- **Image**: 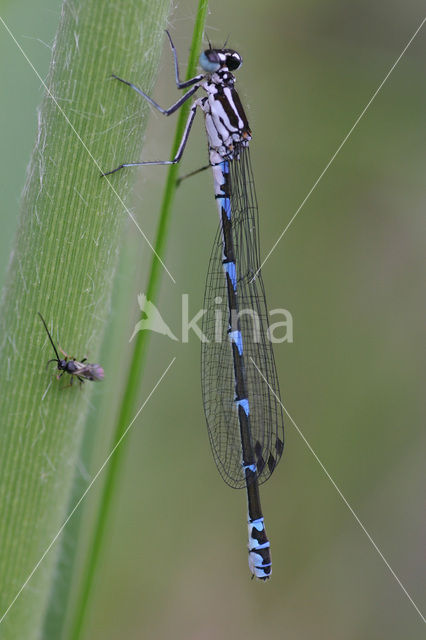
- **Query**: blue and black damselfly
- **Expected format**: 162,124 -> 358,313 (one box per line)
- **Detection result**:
38,313 -> 104,385
103,32 -> 284,580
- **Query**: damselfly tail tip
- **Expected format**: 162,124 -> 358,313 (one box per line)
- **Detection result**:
248,551 -> 272,581
248,517 -> 272,580
248,556 -> 272,581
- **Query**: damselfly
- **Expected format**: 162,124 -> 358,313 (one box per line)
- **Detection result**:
103,32 -> 284,580
38,313 -> 104,384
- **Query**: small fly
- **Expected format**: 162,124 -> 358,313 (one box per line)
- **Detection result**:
38,312 -> 104,385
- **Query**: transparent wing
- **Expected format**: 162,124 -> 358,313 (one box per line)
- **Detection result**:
201,147 -> 284,489
73,361 -> 104,380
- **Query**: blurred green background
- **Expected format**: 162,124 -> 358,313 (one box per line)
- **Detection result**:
1,0 -> 425,638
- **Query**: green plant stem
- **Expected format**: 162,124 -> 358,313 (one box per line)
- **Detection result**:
68,2 -> 208,638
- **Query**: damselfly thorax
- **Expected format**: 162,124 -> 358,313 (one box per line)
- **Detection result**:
200,72 -> 252,161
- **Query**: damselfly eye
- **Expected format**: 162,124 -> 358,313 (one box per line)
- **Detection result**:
199,48 -> 242,73
199,50 -> 221,72
225,51 -> 242,71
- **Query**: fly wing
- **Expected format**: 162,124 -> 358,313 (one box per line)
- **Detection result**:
201,147 -> 284,489
73,361 -> 104,381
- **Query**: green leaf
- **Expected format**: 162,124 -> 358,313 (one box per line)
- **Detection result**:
0,1 -> 171,638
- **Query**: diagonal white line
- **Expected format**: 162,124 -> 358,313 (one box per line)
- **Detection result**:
250,356 -> 426,624
0,15 -> 176,284
257,16 -> 426,276
0,357 -> 176,626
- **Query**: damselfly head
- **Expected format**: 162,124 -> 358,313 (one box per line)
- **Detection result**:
199,48 -> 242,73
